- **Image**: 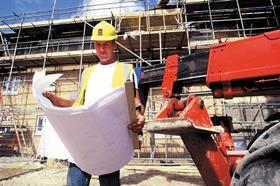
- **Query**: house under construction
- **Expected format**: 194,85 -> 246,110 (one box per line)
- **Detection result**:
0,0 -> 279,162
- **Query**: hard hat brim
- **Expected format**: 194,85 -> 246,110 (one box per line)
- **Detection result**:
91,35 -> 118,41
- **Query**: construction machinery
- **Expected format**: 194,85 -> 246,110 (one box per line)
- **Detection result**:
140,29 -> 280,185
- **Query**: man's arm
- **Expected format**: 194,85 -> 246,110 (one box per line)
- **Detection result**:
42,67 -> 89,107
128,89 -> 145,134
43,92 -> 74,107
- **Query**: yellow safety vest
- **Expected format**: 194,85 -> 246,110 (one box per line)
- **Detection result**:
73,62 -> 133,106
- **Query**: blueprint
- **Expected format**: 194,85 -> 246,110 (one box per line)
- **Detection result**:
32,70 -> 134,176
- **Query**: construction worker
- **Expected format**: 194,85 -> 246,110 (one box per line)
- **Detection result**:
43,21 -> 145,186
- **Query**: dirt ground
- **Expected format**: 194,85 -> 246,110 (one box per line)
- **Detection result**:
0,157 -> 204,186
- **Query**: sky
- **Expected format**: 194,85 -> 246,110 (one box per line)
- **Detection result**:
0,0 -> 82,16
0,0 -> 160,18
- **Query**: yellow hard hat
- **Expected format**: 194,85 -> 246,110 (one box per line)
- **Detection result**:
91,21 -> 118,41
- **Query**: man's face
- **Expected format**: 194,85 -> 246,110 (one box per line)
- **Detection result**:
94,40 -> 116,65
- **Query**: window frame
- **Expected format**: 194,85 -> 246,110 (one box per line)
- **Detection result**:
35,115 -> 46,135
1,76 -> 21,96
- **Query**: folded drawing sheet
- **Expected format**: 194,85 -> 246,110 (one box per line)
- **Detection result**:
39,118 -> 71,160
32,71 -> 134,176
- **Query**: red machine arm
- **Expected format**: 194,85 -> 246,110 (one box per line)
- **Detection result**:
207,29 -> 280,98
141,30 -> 280,186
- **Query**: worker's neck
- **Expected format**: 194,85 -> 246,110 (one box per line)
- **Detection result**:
99,58 -> 116,65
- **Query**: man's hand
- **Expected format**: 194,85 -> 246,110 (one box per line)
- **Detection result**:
42,91 -> 74,107
43,91 -> 57,105
128,113 -> 145,134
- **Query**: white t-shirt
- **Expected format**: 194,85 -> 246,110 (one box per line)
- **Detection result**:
85,62 -> 116,105
85,61 -> 138,105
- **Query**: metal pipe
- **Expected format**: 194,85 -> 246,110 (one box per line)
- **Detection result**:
269,0 -> 279,27
173,91 -> 213,97
3,14 -> 25,152
139,32 -> 142,67
236,22 -> 241,38
0,32 -> 9,57
207,0 -> 216,40
235,0 -> 246,37
78,19 -> 87,87
43,0 -> 57,69
183,2 -> 191,55
139,15 -> 142,67
78,17 -> 94,28
6,14 -> 24,100
77,4 -> 90,87
159,32 -> 162,63
116,41 -> 151,66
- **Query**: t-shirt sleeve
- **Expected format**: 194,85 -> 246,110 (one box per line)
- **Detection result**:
80,68 -> 89,85
129,68 -> 139,90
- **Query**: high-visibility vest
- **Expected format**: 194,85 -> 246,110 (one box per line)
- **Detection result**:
73,62 -> 133,106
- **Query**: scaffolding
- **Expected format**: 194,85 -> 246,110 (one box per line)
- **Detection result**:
0,0 -> 279,158
0,0 -> 278,70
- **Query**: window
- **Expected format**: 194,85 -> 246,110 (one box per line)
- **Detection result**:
0,114 -> 13,122
35,115 -> 46,135
1,76 -> 21,95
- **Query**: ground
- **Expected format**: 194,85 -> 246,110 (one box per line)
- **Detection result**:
0,157 -> 204,186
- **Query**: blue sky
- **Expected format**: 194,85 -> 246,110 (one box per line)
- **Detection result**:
0,0 -> 82,17
0,0 -> 159,18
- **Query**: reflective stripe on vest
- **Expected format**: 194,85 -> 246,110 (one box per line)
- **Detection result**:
73,62 -> 133,106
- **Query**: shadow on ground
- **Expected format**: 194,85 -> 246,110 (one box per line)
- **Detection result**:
121,169 -> 204,185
